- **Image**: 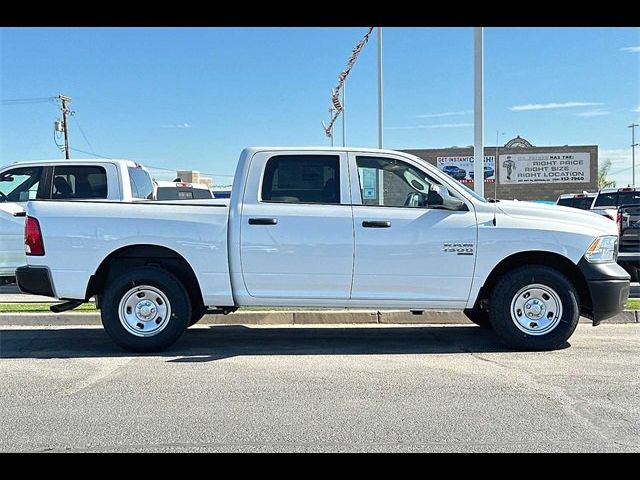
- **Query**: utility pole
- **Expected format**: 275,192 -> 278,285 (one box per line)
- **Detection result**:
58,94 -> 72,159
377,27 -> 384,149
630,123 -> 638,186
473,28 -> 484,197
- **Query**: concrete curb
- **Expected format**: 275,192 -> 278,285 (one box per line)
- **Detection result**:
0,310 -> 637,327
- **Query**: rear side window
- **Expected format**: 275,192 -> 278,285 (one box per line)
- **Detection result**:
52,165 -> 107,199
128,168 -> 154,200
261,155 -> 340,204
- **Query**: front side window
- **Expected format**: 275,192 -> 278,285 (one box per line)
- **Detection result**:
356,156 -> 449,208
261,155 -> 340,204
0,167 -> 43,202
51,165 -> 107,199
128,168 -> 154,200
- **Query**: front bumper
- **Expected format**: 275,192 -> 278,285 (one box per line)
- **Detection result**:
15,266 -> 55,297
577,259 -> 630,324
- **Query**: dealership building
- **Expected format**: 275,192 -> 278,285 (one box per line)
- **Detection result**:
403,136 -> 598,202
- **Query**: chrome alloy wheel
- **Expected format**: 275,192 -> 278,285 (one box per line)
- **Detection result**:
118,285 -> 171,337
509,283 -> 563,336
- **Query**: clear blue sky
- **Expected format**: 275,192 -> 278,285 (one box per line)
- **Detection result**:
1,27 -> 639,186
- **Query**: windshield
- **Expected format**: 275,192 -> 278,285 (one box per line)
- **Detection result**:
451,178 -> 488,203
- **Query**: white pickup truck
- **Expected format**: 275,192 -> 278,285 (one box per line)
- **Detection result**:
17,147 -> 630,352
0,159 -> 155,285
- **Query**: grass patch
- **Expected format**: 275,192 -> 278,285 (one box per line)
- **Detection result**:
0,303 -> 97,313
626,299 -> 639,310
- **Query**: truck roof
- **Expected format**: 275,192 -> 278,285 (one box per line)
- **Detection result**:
4,158 -> 142,169
242,146 -> 411,156
155,180 -> 210,190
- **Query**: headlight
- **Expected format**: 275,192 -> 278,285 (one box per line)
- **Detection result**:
584,236 -> 618,264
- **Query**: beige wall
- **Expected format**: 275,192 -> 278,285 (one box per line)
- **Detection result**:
402,145 -> 598,201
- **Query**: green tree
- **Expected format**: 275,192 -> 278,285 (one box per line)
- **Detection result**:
598,159 -> 616,189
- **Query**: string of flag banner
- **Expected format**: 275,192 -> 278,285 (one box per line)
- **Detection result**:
322,27 -> 375,139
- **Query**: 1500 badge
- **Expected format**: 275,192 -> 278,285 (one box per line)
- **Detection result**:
443,242 -> 474,255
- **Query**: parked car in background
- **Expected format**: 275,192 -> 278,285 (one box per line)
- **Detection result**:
617,204 -> 640,282
441,165 -> 467,180
591,187 -> 640,220
155,181 -> 213,201
556,192 -> 597,210
469,166 -> 495,181
18,147 -> 629,353
0,159 -> 154,285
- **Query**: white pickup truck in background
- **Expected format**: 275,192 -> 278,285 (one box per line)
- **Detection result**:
0,159 -> 154,285
18,147 -> 630,352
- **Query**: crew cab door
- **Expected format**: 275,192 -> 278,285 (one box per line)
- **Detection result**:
239,151 -> 354,299
349,153 -> 477,305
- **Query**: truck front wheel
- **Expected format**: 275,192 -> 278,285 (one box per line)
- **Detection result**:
101,267 -> 191,352
489,266 -> 580,350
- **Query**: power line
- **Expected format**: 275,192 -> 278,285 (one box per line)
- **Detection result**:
71,114 -> 94,151
68,147 -> 112,160
1,96 -> 56,105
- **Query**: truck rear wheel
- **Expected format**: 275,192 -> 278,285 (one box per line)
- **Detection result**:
489,266 -> 579,350
101,266 -> 191,352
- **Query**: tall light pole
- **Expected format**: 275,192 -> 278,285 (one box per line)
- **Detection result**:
630,123 -> 638,186
377,27 -> 384,149
473,27 -> 484,197
328,108 -> 335,147
342,81 -> 347,147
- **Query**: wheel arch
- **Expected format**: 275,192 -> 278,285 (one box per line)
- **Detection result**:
86,244 -> 204,311
473,251 -> 592,317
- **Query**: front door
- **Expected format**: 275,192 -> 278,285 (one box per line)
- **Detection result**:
349,153 -> 477,306
240,151 -> 354,299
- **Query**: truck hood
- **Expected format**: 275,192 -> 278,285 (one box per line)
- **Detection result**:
496,200 -> 618,236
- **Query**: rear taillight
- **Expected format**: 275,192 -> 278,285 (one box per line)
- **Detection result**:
616,211 -> 622,234
25,216 -> 45,256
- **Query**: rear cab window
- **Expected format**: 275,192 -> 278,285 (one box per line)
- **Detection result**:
128,168 -> 154,200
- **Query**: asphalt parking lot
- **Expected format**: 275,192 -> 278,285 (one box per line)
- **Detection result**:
1,323 -> 638,452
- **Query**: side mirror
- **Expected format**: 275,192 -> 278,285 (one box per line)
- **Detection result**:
430,184 -> 467,211
0,175 -> 14,182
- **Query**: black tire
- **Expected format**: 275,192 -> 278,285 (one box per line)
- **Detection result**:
489,266 -> 580,351
101,266 -> 191,352
463,308 -> 491,328
189,306 -> 207,327
627,266 -> 639,283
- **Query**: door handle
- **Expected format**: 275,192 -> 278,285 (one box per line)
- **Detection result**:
248,218 -> 278,225
362,220 -> 391,228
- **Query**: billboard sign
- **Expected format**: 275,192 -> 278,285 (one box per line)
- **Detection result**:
499,152 -> 590,184
436,156 -> 495,184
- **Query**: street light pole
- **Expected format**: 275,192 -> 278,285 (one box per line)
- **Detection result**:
328,108 -> 335,147
473,27 -> 484,197
630,123 -> 638,186
377,27 -> 384,149
342,80 -> 347,147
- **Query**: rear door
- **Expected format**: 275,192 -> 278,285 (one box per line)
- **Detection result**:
239,151 -> 354,299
